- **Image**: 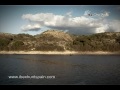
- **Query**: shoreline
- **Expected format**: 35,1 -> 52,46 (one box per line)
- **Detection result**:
0,51 -> 120,55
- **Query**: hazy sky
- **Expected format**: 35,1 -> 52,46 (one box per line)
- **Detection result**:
0,5 -> 120,35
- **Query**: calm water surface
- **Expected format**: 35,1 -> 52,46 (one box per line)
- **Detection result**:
0,54 -> 120,85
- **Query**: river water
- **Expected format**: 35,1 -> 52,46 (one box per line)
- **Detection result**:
0,54 -> 120,85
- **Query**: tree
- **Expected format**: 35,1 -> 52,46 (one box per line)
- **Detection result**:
10,41 -> 24,50
116,36 -> 120,44
0,39 -> 10,50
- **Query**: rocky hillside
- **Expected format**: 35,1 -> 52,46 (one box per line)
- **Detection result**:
0,30 -> 73,51
34,30 -> 73,51
0,30 -> 120,51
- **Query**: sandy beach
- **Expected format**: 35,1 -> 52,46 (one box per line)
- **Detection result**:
0,51 -> 120,55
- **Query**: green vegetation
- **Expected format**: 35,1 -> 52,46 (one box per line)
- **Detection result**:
36,43 -> 64,51
10,41 -> 24,51
0,30 -> 120,51
70,33 -> 120,51
0,38 -> 10,50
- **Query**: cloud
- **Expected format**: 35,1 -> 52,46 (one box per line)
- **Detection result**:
21,24 -> 41,31
21,11 -> 119,34
22,13 -> 55,22
94,11 -> 110,18
84,10 -> 110,18
66,11 -> 72,17
84,10 -> 91,16
107,20 -> 120,32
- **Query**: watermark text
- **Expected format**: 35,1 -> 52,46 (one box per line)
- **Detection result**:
8,75 -> 55,79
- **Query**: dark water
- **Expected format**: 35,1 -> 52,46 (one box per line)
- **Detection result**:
0,54 -> 120,85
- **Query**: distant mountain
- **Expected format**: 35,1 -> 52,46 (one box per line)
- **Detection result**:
0,30 -> 120,51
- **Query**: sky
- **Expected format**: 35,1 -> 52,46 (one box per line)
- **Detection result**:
0,5 -> 120,35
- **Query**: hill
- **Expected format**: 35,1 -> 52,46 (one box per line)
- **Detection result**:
34,30 -> 73,51
0,30 -> 120,51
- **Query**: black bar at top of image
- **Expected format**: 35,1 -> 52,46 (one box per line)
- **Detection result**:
0,0 -> 120,5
